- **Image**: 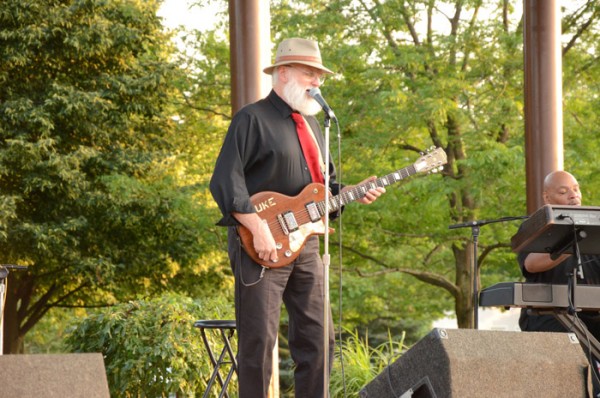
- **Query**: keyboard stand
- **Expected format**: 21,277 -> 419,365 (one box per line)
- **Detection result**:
531,307 -> 600,388
552,311 -> 600,360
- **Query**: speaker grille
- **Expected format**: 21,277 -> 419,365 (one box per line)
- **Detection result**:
0,353 -> 110,398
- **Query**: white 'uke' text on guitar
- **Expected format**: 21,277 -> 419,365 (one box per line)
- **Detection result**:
237,147 -> 447,268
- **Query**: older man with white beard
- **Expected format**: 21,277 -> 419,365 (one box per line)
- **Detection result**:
209,38 -> 384,397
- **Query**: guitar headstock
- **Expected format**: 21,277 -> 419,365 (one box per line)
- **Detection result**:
414,147 -> 447,174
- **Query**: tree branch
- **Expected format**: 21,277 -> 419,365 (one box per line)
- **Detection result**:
338,243 -> 460,298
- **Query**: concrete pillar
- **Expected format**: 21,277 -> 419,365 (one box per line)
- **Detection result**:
228,0 -> 271,113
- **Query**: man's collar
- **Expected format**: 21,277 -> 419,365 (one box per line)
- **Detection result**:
267,90 -> 294,118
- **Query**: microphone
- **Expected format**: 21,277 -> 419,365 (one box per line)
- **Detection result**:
307,87 -> 337,120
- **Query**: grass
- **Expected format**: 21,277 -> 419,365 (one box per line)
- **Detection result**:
329,328 -> 408,397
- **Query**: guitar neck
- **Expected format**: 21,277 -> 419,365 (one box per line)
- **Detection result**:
320,164 -> 418,214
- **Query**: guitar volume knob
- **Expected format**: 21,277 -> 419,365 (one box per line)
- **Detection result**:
276,243 -> 283,250
284,250 -> 292,257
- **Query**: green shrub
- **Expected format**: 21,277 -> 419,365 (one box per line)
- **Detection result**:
65,292 -> 235,397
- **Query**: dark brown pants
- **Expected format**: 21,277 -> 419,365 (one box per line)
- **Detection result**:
228,229 -> 334,397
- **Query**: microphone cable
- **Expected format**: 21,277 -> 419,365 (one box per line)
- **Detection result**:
331,114 -> 349,398
564,220 -> 600,392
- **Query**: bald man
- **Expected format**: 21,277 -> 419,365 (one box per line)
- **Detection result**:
521,171 -> 582,275
519,170 -> 600,329
518,171 -> 600,392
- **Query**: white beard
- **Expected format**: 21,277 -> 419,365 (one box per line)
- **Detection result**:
283,78 -> 323,116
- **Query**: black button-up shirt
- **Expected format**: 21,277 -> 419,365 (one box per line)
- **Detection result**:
210,90 -> 339,226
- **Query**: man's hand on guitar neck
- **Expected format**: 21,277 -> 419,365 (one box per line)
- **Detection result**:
233,212 -> 279,264
343,176 -> 386,205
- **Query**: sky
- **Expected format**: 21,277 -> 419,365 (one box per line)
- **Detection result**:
434,307 -> 521,331
157,0 -> 221,31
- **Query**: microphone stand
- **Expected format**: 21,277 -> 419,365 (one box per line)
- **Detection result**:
0,264 -> 27,355
322,112 -> 332,396
448,216 -> 528,329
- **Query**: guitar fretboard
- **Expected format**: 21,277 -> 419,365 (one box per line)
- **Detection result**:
315,164 -> 418,216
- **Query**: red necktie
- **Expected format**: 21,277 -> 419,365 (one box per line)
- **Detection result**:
291,112 -> 324,184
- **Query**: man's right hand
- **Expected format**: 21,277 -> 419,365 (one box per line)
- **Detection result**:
233,212 -> 279,263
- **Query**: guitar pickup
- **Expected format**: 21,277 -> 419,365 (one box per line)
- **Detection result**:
305,202 -> 321,222
281,211 -> 299,232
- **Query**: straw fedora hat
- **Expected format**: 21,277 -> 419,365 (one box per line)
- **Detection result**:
263,38 -> 335,75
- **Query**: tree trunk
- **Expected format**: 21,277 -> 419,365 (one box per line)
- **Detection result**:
453,241 -> 474,329
3,273 -> 25,354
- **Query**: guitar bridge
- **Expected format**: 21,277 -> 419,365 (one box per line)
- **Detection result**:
276,214 -> 289,236
305,202 -> 321,222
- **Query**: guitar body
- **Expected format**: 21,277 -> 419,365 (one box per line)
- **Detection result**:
237,183 -> 331,268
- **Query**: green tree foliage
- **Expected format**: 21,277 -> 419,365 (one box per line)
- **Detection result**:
561,1 -> 600,192
65,292 -> 235,397
0,0 -> 231,354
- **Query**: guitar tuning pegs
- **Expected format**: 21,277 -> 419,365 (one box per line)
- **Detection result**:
427,166 -> 444,174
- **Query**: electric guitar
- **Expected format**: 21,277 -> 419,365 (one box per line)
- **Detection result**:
238,147 -> 447,268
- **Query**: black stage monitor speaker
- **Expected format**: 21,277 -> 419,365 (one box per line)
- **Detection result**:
360,328 -> 590,398
0,353 -> 110,398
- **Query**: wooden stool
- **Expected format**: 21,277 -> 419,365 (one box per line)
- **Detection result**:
194,320 -> 237,398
